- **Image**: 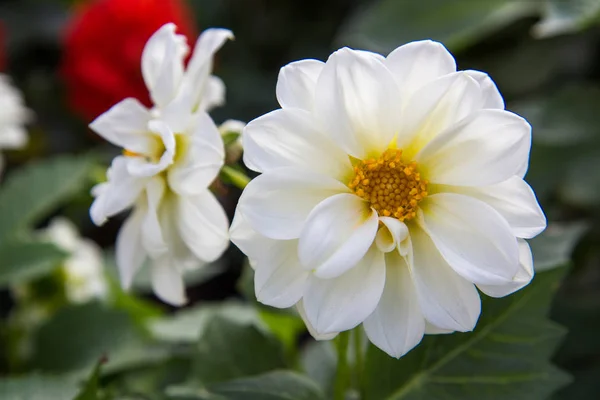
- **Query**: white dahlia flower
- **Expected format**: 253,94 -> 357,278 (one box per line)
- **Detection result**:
0,74 -> 31,174
231,41 -> 546,358
42,217 -> 107,303
90,24 -> 233,305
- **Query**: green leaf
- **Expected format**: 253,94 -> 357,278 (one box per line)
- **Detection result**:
0,155 -> 94,241
513,86 -> 600,147
31,302 -> 166,375
529,223 -> 588,271
207,371 -> 326,400
533,0 -> 600,38
337,0 -> 538,53
74,360 -> 105,400
364,267 -> 570,400
0,240 -> 66,288
149,301 -> 258,343
191,315 -> 286,385
0,374 -> 80,400
258,308 -> 306,360
300,341 -> 336,397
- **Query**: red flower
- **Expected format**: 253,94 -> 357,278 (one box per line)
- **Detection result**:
61,0 -> 197,122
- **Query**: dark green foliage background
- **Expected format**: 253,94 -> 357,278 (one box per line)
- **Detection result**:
1,0 -> 600,399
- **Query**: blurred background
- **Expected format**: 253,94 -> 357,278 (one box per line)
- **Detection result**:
1,0 -> 600,398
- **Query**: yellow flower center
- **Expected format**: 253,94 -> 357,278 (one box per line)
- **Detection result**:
348,149 -> 428,221
122,134 -> 189,164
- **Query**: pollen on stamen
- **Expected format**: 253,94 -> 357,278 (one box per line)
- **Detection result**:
348,149 -> 428,222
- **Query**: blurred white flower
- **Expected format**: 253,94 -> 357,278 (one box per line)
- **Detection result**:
89,24 -> 232,305
0,74 -> 31,173
219,119 -> 246,164
42,217 -> 107,303
231,41 -> 546,358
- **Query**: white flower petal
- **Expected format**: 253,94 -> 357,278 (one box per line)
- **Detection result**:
410,224 -> 481,332
240,167 -> 349,240
398,72 -> 481,157
0,126 -> 28,149
232,193 -> 307,307
141,177 -> 168,258
158,198 -> 198,269
180,28 -> 233,111
90,156 -> 146,225
296,299 -> 338,340
465,70 -> 504,109
141,23 -> 188,108
0,75 -> 31,140
375,217 -> 409,253
384,40 -> 456,99
177,190 -> 229,263
116,207 -> 146,290
199,75 -> 226,111
449,176 -> 546,239
298,193 -> 379,279
364,251 -> 425,358
314,48 -> 401,158
424,322 -> 454,335
478,239 -> 534,298
254,238 -> 309,308
168,112 -> 224,196
151,258 -> 187,306
303,245 -> 386,334
126,120 -> 176,177
276,59 -> 324,110
230,209 -> 277,266
242,108 -> 351,178
89,98 -> 154,153
416,109 -> 531,186
420,193 -> 520,285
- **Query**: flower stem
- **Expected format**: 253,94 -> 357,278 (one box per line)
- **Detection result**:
334,331 -> 350,400
353,327 -> 364,397
220,165 -> 250,189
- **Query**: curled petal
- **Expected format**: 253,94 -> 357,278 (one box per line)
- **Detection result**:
375,217 -> 409,253
90,156 -> 146,226
179,28 -> 234,111
298,193 -> 379,278
240,168 -> 349,240
142,23 -> 188,108
126,120 -> 176,177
